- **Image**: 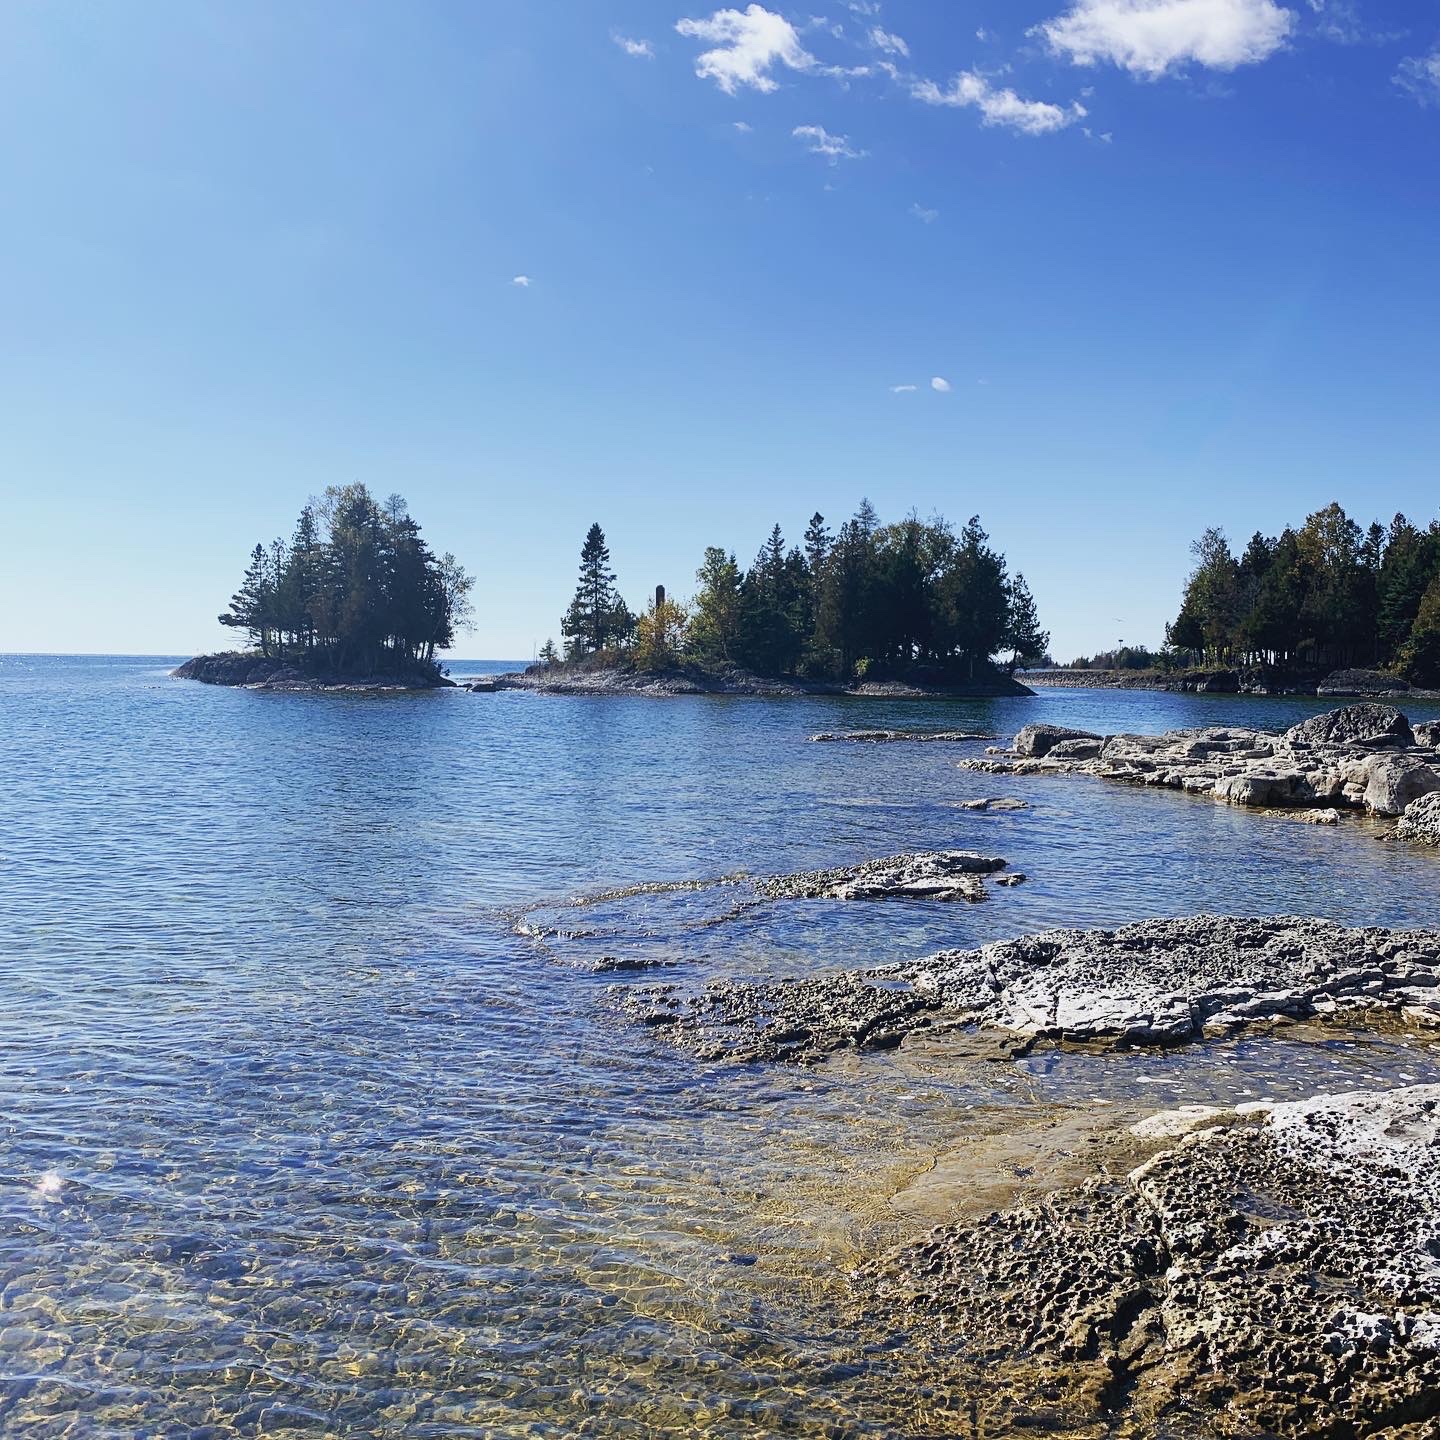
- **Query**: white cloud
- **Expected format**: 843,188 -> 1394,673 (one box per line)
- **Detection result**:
868,25 -> 910,57
1037,0 -> 1294,79
733,119 -> 753,131
614,34 -> 655,59
931,376 -> 952,392
911,72 -> 1086,135
890,383 -> 918,393
910,202 -> 939,222
793,123 -> 867,161
511,275 -> 531,287
676,5 -> 817,93
1396,48 -> 1440,106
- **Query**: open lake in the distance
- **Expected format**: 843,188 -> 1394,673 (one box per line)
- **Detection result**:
4,654 -> 1440,1437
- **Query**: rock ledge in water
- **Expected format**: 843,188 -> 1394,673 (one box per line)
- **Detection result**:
621,915 -> 1440,1065
755,850 -> 1008,904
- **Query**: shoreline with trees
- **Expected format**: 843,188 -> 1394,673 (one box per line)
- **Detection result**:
511,502 -> 1047,698
1027,503 -> 1440,698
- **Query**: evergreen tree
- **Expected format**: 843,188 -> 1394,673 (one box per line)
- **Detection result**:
688,547 -> 743,667
219,544 -> 275,654
561,523 -> 626,658
1003,573 -> 1049,670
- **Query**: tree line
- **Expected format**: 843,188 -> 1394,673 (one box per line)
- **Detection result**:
546,502 -> 1048,682
219,483 -> 474,676
1167,502 -> 1440,682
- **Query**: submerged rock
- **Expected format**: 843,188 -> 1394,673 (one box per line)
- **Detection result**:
755,850 -> 1007,904
809,729 -> 992,744
862,1083 -> 1440,1438
622,915 -> 1440,1065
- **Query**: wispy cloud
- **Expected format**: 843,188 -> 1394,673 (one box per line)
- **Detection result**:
909,202 -> 939,223
511,275 -> 532,287
1036,0 -> 1294,79
890,383 -> 918,393
613,34 -> 655,59
912,71 -> 1086,135
1395,47 -> 1440,106
1304,0 -> 1406,47
676,5 -> 816,94
868,26 -> 909,57
931,376 -> 952,392
793,123 -> 867,161
733,119 -> 753,131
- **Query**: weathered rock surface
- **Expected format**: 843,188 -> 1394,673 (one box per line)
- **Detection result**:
958,704 -> 1440,835
755,850 -> 1008,904
1285,702 -> 1413,749
497,665 -> 1034,698
862,1083 -> 1440,1438
809,729 -> 991,744
955,796 -> 1030,812
1400,792 -> 1440,847
1418,720 -> 1440,749
1012,723 -> 1103,758
620,916 -> 1440,1065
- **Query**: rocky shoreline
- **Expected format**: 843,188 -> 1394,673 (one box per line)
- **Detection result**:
173,652 -> 453,692
488,663 -> 1034,699
960,703 -> 1440,845
614,913 -> 1440,1434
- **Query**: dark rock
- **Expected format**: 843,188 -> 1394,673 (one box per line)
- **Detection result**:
1284,703 -> 1413,749
1012,723 -> 1103,758
755,851 -> 1007,904
1317,668 -> 1412,696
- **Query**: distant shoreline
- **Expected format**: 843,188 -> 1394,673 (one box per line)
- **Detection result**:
1022,666 -> 1440,700
474,664 -> 1035,699
172,652 -> 453,692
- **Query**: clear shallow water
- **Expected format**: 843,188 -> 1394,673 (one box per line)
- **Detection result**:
3,655 -> 1440,1437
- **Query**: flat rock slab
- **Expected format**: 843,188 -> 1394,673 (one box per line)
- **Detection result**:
861,1083 -> 1440,1438
621,915 -> 1440,1065
809,729 -> 992,743
755,850 -> 1008,904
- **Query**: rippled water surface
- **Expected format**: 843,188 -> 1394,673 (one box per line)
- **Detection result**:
4,656 -> 1440,1437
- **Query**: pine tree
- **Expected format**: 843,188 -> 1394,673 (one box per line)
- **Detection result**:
1003,573 -> 1049,670
219,544 -> 275,655
561,523 -> 625,658
688,547 -> 743,667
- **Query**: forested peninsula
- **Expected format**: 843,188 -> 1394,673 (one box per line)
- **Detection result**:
175,484 -> 474,691
511,502 -> 1048,696
1033,503 -> 1440,696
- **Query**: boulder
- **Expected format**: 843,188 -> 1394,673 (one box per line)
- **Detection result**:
1416,720 -> 1440,750
1012,723 -> 1102,758
1045,736 -> 1103,761
1213,771 -> 1314,807
1359,752 -> 1440,817
1398,792 -> 1440,847
1284,703 -> 1413,750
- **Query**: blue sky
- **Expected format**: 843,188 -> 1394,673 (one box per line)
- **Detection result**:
1,0 -> 1437,661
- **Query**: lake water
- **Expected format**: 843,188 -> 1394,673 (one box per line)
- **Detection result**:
4,655 -> 1440,1437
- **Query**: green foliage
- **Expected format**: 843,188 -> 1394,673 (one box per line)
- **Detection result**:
561,524 -> 632,659
557,501 -> 1041,684
538,638 -> 560,667
218,485 -> 472,674
1167,504 -> 1440,674
633,597 -> 690,671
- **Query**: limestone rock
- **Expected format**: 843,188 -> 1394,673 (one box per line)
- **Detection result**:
1398,792 -> 1440,847
1012,723 -> 1102,758
1360,752 -> 1440,817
